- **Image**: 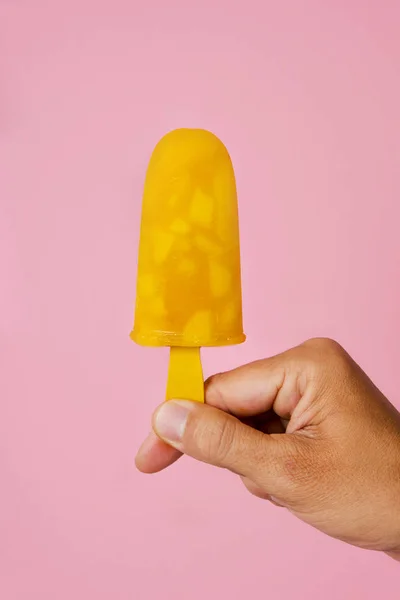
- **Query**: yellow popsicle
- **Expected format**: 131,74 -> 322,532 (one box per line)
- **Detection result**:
131,128 -> 245,402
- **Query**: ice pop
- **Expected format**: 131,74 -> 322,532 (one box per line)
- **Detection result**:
131,128 -> 245,402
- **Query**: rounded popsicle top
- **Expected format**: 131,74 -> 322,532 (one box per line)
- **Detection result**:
150,128 -> 230,164
131,128 -> 245,347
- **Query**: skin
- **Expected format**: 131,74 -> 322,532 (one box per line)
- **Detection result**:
135,338 -> 400,560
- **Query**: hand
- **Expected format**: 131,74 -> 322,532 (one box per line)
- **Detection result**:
135,338 -> 400,559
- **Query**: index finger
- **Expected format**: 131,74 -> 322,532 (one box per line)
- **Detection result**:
205,351 -> 304,419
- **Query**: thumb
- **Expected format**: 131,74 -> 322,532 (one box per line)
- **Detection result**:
152,399 -> 299,498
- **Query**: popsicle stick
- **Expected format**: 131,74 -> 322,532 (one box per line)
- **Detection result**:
166,347 -> 204,403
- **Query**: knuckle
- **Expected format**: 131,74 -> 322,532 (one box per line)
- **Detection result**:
212,417 -> 237,464
302,337 -> 350,380
304,337 -> 345,356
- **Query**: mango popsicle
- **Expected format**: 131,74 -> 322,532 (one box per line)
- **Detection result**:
131,128 -> 245,402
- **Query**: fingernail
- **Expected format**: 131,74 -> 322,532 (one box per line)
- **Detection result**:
153,400 -> 193,444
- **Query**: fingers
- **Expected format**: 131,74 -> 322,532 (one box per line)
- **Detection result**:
204,338 -> 349,421
136,408 -> 285,474
205,359 -> 284,416
205,350 -> 305,420
135,431 -> 182,473
151,399 -> 299,498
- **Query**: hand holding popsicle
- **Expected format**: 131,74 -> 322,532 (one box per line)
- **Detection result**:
131,129 -> 245,401
136,338 -> 400,560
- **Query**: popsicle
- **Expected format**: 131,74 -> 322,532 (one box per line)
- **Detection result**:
131,128 -> 245,402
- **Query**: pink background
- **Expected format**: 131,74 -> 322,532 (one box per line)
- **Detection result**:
1,1 -> 400,598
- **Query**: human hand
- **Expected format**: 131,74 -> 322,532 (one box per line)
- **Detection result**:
135,338 -> 400,559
